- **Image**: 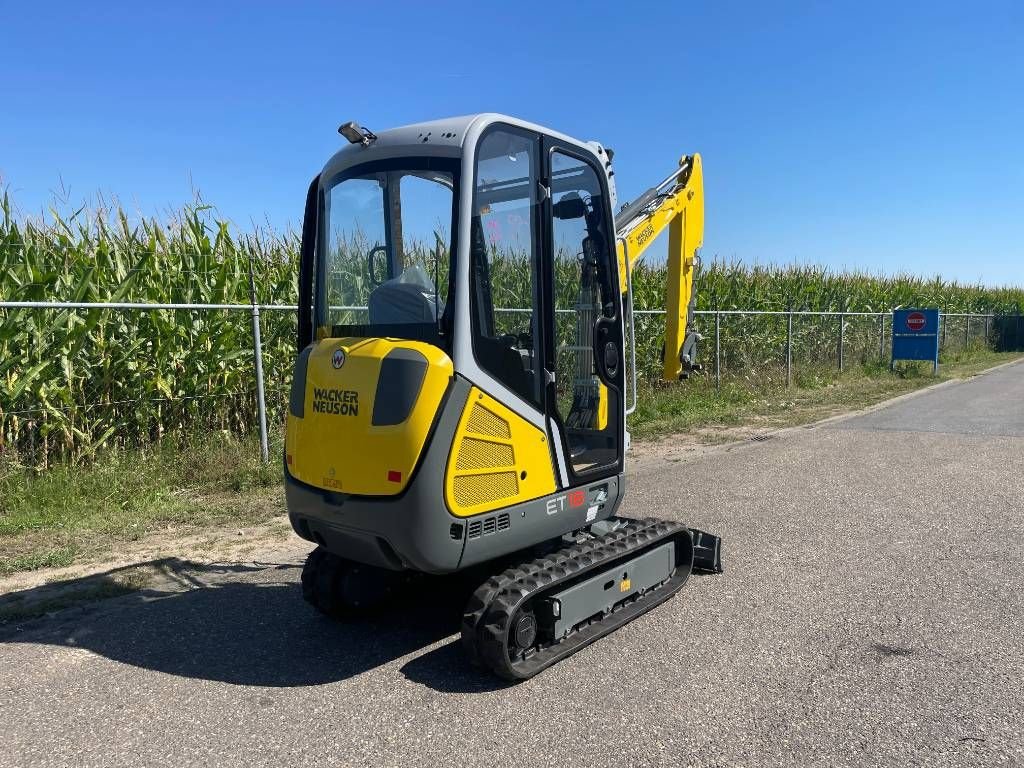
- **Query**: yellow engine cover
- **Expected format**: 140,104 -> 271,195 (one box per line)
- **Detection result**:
445,387 -> 556,517
286,338 -> 453,496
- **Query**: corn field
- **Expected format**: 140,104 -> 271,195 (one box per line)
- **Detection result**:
2,194 -> 1023,468
632,259 -> 1024,384
0,195 -> 298,468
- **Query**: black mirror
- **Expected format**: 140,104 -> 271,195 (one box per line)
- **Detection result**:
553,193 -> 587,220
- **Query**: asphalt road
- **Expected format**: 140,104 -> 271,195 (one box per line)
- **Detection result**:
3,362 -> 1024,767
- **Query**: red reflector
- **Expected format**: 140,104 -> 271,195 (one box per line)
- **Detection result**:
387,470 -> 402,483
286,454 -> 293,465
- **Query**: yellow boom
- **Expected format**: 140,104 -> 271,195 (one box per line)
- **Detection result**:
615,154 -> 704,380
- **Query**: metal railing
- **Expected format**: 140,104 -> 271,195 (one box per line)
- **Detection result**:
686,309 -> 996,390
500,306 -> 1000,392
1,299 -> 295,464
0,299 -> 1013,468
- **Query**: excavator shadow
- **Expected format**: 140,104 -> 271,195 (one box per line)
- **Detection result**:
0,557 -> 504,690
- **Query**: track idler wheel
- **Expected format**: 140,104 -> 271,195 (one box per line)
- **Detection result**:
511,609 -> 538,653
301,546 -> 405,617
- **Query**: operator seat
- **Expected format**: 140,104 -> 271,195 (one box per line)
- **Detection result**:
368,278 -> 442,324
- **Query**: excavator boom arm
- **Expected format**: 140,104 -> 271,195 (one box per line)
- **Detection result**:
615,154 -> 704,380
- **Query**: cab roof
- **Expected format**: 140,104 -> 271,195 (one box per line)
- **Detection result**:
319,113 -> 601,181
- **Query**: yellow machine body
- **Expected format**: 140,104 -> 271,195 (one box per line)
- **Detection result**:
285,338 -> 452,496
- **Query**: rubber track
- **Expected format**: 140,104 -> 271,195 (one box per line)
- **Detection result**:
461,518 -> 693,680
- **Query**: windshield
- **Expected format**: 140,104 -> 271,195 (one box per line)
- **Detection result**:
317,159 -> 458,345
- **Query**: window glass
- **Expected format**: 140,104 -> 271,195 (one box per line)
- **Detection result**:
471,129 -> 542,406
320,165 -> 454,343
550,151 -> 619,473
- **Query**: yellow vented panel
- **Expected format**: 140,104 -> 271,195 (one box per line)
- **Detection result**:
456,438 -> 515,471
446,387 -> 557,517
453,472 -> 519,508
465,404 -> 511,439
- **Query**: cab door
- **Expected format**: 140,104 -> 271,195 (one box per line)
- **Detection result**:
541,142 -> 624,481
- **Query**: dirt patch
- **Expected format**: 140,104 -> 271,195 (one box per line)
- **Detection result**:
0,568 -> 153,623
628,424 -> 773,468
0,512 -> 304,599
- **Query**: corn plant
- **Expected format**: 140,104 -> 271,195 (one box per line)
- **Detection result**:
2,190 -> 1022,469
0,194 -> 298,468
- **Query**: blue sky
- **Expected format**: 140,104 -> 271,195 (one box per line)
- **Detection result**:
1,1 -> 1021,285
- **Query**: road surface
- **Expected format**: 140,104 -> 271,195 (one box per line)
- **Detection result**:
3,362 -> 1023,767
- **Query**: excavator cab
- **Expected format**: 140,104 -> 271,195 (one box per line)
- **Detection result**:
288,116 -> 625,528
286,114 -> 720,680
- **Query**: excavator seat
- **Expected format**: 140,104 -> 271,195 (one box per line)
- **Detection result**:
368,278 -> 443,325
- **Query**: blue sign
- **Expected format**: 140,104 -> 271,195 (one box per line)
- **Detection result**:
892,308 -> 939,372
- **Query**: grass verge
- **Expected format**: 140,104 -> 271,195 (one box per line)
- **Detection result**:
1,430 -> 284,578
1,348 -> 1021,580
631,348 -> 1022,440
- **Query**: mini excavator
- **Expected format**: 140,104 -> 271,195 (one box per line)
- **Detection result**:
285,114 -> 722,680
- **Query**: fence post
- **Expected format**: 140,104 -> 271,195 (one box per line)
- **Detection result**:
965,314 -> 970,350
838,309 -> 845,372
714,310 -> 721,392
984,315 -> 990,347
786,310 -> 793,387
878,313 -> 885,361
941,310 -> 947,349
248,258 -> 270,464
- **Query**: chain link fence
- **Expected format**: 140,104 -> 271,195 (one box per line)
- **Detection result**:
0,302 -> 294,469
683,309 -> 1005,388
0,300 -> 1018,470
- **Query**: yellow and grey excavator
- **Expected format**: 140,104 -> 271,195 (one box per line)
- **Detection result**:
285,114 -> 722,680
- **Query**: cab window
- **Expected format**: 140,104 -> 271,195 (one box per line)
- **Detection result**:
318,159 -> 457,347
470,128 -> 542,406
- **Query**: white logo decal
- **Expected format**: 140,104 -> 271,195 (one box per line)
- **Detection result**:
332,349 -> 346,369
546,496 -> 566,515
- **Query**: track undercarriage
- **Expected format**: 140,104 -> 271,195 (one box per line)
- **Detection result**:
301,517 -> 723,680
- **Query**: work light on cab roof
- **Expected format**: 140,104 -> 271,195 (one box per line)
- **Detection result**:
337,121 -> 377,146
